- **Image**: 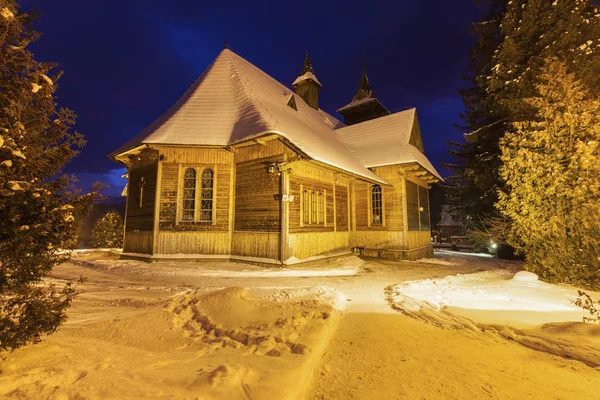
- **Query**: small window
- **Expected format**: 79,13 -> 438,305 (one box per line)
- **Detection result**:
303,189 -> 310,224
200,169 -> 214,223
318,192 -> 324,224
182,169 -> 196,221
311,191 -> 317,224
371,185 -> 383,225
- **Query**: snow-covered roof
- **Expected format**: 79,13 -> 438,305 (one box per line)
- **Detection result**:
336,96 -> 389,113
292,71 -> 322,87
112,49 -> 385,185
336,108 -> 443,180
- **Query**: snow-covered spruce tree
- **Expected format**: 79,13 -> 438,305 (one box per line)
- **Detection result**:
447,0 -> 600,246
0,1 -> 97,353
497,60 -> 600,288
444,0 -> 508,235
91,210 -> 123,249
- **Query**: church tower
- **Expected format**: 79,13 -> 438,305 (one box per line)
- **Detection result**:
337,67 -> 390,125
292,51 -> 322,110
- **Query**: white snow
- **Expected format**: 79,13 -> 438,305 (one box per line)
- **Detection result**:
291,71 -> 322,87
1,7 -> 14,19
388,270 -> 581,312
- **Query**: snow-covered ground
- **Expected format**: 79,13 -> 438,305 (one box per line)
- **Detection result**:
1,250 -> 599,399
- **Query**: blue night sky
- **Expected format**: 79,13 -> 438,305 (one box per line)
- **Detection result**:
20,0 -> 483,196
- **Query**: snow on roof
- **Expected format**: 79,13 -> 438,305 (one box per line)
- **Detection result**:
112,49 -> 385,185
292,71 -> 322,87
335,108 -> 443,180
336,96 -> 385,113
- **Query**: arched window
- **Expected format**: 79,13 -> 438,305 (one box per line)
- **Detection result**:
371,185 -> 382,225
311,191 -> 317,224
182,168 -> 196,221
200,169 -> 214,222
303,189 -> 310,224
318,192 -> 324,224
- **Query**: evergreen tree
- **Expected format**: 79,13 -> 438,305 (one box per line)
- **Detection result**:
0,1 -> 97,353
445,0 -> 508,232
91,210 -> 123,248
497,60 -> 600,287
447,0 -> 600,238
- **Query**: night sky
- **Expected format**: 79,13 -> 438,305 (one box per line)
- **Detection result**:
19,0 -> 483,196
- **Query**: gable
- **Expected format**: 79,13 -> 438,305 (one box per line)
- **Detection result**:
286,94 -> 297,111
409,117 -> 425,153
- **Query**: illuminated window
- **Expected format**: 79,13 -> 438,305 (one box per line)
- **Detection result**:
182,169 -> 196,221
371,185 -> 382,225
318,192 -> 324,224
303,189 -> 310,224
200,169 -> 214,223
311,191 -> 317,224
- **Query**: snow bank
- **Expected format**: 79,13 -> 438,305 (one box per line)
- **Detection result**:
386,270 -> 580,313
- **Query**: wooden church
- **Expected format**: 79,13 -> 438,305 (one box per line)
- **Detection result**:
110,49 -> 442,265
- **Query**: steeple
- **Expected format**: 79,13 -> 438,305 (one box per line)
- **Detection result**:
301,51 -> 315,75
292,49 -> 322,110
353,67 -> 374,101
336,66 -> 390,125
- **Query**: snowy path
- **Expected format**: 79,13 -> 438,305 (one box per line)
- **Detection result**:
3,250 -> 600,399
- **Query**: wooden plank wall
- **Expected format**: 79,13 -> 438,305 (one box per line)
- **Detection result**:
350,231 -> 406,250
289,232 -> 350,259
153,146 -> 234,254
335,185 -> 349,231
406,180 -> 420,231
232,232 -> 280,259
125,148 -> 158,232
123,231 -> 153,253
407,231 -> 431,249
234,140 -> 293,232
157,232 -> 229,254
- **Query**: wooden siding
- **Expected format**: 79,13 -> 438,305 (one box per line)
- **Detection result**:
419,186 -> 430,230
157,231 -> 229,254
158,163 -> 231,232
156,146 -> 234,164
234,140 -> 292,232
406,180 -> 420,231
407,231 -> 431,249
123,230 -> 153,253
232,232 -> 280,259
126,149 -> 158,232
288,232 -> 350,259
350,231 -> 406,249
335,185 -> 349,231
289,175 -> 334,233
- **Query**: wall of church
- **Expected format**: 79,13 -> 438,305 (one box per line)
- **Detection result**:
286,161 -> 352,259
123,148 -> 158,254
151,146 -> 234,255
231,139 -> 295,260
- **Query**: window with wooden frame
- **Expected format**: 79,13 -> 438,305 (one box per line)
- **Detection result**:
182,168 -> 196,221
311,191 -> 317,224
200,169 -> 214,223
302,189 -> 310,225
318,192 -> 324,224
371,185 -> 383,225
301,188 -> 326,226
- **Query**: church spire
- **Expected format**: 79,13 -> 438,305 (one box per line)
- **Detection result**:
336,65 -> 390,125
301,49 -> 315,75
353,67 -> 374,101
292,48 -> 322,110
